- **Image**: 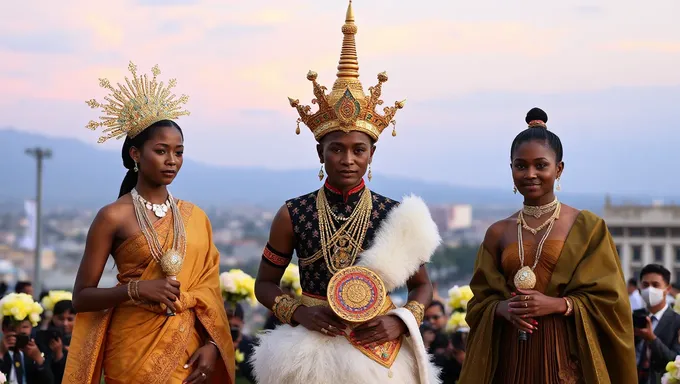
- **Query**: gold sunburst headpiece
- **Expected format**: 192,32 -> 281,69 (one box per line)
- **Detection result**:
85,61 -> 190,143
288,1 -> 406,142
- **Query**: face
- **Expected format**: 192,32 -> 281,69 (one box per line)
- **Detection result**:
424,305 -> 447,331
2,320 -> 32,348
53,310 -> 76,334
130,125 -> 184,187
641,273 -> 670,292
511,140 -> 563,201
317,131 -> 375,190
628,283 -> 638,295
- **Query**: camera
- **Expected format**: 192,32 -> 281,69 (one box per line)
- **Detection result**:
633,311 -> 649,329
14,333 -> 30,350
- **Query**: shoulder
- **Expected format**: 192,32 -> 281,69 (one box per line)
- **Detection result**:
94,196 -> 132,225
568,208 -> 607,233
179,199 -> 200,217
482,217 -> 515,254
369,191 -> 399,209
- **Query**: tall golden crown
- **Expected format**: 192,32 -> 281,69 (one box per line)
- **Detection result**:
288,1 -> 406,142
85,61 -> 190,143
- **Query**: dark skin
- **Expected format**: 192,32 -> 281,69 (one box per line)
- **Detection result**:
485,139 -> 580,333
255,131 -> 433,347
71,125 -> 217,384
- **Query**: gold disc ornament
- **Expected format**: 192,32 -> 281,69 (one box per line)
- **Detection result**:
514,266 -> 537,290
327,266 -> 387,323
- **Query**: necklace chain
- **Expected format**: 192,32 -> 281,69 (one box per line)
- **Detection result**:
135,193 -> 171,218
131,188 -> 186,264
316,187 -> 373,274
517,201 -> 561,271
522,198 -> 559,219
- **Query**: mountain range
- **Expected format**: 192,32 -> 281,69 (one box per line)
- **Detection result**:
0,128 -> 671,213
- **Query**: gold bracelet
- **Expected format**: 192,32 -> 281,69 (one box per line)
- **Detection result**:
272,294 -> 302,324
403,301 -> 425,325
563,297 -> 573,316
127,280 -> 140,304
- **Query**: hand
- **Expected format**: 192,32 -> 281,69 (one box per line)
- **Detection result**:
0,332 -> 13,356
351,315 -> 407,347
634,317 -> 657,342
23,339 -> 44,365
183,343 -> 218,384
137,278 -> 181,312
49,337 -> 64,361
292,306 -> 347,337
508,290 -> 566,319
496,299 -> 536,334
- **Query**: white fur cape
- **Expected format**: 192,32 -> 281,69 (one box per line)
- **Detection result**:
251,195 -> 442,384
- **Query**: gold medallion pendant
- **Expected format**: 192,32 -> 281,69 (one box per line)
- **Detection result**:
332,234 -> 354,270
513,266 -> 537,290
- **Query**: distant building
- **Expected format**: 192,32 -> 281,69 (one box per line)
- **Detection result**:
430,204 -> 473,233
603,196 -> 680,282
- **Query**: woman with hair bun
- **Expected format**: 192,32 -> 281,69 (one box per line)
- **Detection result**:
459,108 -> 636,383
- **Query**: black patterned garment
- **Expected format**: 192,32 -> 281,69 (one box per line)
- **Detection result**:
262,179 -> 399,299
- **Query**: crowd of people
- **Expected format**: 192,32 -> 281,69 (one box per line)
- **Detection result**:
0,281 -> 75,384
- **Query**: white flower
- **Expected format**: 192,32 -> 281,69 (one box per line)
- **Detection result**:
0,371 -> 6,384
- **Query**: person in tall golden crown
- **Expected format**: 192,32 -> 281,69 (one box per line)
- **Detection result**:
251,2 -> 442,383
63,62 -> 235,383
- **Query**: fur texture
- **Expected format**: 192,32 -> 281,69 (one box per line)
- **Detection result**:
252,195 -> 443,383
251,324 -> 441,384
357,194 -> 442,291
389,307 -> 435,384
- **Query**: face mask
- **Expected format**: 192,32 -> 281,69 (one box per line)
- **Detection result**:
641,287 -> 665,308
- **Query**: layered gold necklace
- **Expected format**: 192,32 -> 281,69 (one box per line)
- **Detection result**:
316,187 -> 373,274
513,199 -> 561,290
131,188 -> 186,312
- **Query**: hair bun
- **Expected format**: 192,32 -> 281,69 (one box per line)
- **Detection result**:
525,107 -> 548,129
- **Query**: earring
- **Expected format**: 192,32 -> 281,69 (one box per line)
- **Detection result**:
318,165 -> 324,181
556,178 -> 561,191
513,185 -> 517,194
134,161 -> 139,173
367,164 -> 373,182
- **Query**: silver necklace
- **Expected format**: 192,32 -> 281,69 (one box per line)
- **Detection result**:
135,193 -> 170,218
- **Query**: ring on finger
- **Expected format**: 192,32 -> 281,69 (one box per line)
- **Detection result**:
524,302 -> 528,308
524,295 -> 530,301
321,328 -> 329,334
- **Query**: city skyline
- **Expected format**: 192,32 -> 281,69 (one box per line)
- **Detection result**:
2,0 -> 679,194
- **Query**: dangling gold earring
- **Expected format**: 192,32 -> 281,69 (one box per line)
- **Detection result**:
134,161 -> 139,173
318,165 -> 324,181
367,164 -> 373,182
556,178 -> 561,191
513,185 -> 517,194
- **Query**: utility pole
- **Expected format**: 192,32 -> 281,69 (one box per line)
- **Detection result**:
25,147 -> 52,299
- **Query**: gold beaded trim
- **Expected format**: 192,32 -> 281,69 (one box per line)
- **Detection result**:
403,301 -> 425,326
272,294 -> 302,325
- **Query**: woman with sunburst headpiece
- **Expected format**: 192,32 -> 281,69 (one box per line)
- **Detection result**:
62,62 -> 235,384
251,2 -> 442,384
459,108 -> 637,383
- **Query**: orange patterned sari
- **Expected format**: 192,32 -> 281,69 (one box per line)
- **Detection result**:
63,202 -> 235,384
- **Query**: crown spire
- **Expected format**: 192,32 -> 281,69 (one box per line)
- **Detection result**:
336,0 -> 359,80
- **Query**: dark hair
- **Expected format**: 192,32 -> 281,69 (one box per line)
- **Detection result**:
640,264 -> 671,285
427,300 -> 446,315
15,281 -> 32,294
510,107 -> 563,163
627,278 -> 638,286
224,302 -> 244,321
119,120 -> 184,198
53,300 -> 76,315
